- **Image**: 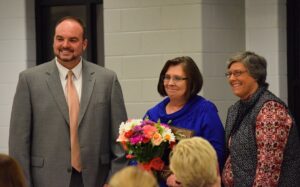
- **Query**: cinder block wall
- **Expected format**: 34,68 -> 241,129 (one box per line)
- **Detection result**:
103,0 -> 287,123
0,0 -> 287,153
0,0 -> 35,153
103,0 -> 245,122
245,0 -> 287,103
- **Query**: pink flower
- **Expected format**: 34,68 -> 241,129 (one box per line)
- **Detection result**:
143,125 -> 157,139
143,119 -> 155,126
130,135 -> 143,145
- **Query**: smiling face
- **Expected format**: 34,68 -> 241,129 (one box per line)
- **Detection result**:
227,62 -> 259,100
164,64 -> 188,101
53,19 -> 87,69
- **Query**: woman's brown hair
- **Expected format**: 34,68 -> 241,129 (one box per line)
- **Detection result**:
0,154 -> 27,187
157,56 -> 203,101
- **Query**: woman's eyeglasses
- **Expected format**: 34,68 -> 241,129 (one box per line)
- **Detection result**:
162,75 -> 188,84
225,70 -> 247,78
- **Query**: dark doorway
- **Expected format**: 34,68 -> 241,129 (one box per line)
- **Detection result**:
287,0 -> 300,126
35,0 -> 103,66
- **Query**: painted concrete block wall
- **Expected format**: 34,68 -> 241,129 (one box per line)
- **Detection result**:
103,0 -> 245,123
199,1 -> 245,122
0,0 -> 35,153
245,0 -> 287,103
0,0 -> 287,154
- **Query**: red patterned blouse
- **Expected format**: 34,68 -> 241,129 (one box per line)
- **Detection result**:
222,101 -> 293,187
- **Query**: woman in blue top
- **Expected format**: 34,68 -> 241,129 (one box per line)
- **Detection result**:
145,56 -> 225,187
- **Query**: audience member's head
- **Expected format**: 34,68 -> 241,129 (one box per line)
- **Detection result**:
170,137 -> 220,187
108,166 -> 158,187
0,153 -> 26,187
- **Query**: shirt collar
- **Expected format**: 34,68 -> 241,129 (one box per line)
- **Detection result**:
55,57 -> 82,80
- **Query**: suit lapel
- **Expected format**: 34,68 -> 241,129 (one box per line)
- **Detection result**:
78,61 -> 95,126
46,61 -> 69,124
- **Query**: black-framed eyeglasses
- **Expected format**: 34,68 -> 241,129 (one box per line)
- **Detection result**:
162,75 -> 188,84
225,70 -> 247,78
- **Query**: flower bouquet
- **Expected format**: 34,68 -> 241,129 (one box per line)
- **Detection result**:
117,119 -> 176,172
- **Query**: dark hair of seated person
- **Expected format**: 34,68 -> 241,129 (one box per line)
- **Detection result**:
0,153 -> 27,187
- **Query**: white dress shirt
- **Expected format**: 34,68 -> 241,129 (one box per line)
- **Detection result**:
56,58 -> 82,102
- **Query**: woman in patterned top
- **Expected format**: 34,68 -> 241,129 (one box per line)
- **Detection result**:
222,51 -> 300,187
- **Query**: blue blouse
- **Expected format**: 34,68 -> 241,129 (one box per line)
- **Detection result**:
145,95 -> 225,170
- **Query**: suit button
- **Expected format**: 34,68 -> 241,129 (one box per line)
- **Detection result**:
67,167 -> 72,173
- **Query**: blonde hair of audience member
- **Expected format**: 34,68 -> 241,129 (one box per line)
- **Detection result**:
0,154 -> 26,187
170,137 -> 220,187
109,166 -> 158,187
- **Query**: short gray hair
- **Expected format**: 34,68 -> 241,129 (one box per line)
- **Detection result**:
227,51 -> 268,87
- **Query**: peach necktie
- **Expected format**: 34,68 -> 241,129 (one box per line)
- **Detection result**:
66,71 -> 82,172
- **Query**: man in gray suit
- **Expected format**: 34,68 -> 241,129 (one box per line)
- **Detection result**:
9,16 -> 127,187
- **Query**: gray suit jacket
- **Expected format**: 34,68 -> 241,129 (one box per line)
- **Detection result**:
9,59 -> 128,187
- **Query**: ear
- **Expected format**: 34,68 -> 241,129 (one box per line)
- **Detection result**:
83,39 -> 88,51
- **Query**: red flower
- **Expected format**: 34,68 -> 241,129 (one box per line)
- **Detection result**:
126,154 -> 135,159
124,130 -> 133,138
150,157 -> 164,171
142,137 -> 150,143
138,162 -> 151,171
